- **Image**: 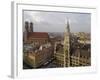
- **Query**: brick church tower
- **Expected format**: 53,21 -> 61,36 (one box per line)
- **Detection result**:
30,22 -> 33,32
23,21 -> 29,43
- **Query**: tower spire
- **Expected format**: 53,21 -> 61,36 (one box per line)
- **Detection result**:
67,19 -> 70,33
63,18 -> 70,67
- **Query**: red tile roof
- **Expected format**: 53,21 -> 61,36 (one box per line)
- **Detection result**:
28,32 -> 49,39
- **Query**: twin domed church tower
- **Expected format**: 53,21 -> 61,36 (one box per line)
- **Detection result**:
23,21 -> 34,42
25,21 -> 33,32
23,21 -> 49,44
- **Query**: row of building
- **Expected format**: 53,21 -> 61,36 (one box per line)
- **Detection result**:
53,20 -> 91,67
23,20 -> 91,68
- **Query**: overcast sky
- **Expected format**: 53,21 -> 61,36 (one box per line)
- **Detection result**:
23,10 -> 91,33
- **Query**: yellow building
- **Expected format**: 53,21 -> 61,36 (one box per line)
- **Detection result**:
24,46 -> 54,68
54,19 -> 71,67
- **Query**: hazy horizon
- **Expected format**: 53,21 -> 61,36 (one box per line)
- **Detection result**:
23,10 -> 91,33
